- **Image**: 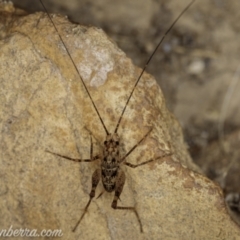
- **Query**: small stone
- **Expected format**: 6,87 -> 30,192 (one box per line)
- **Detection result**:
188,59 -> 205,75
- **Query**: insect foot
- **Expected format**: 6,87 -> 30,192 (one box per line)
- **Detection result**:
1,1 -> 240,239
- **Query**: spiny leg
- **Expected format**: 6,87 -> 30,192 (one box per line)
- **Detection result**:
84,127 -> 102,148
46,135 -> 99,162
96,190 -> 105,199
125,152 -> 172,168
89,134 -> 93,159
120,128 -> 153,164
111,168 -> 143,233
119,128 -> 172,168
72,168 -> 101,232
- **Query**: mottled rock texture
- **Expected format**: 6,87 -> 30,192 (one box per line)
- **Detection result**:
0,2 -> 239,239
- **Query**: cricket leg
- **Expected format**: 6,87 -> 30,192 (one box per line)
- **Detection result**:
124,152 -> 172,168
46,134 -> 100,162
119,128 -> 172,168
111,168 -> 143,233
72,168 -> 101,232
119,128 -> 153,163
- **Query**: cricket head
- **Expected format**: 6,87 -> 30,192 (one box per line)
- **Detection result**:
103,133 -> 120,161
104,133 -> 119,149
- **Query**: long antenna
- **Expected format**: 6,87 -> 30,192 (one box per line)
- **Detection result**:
114,0 -> 195,133
39,0 -> 109,135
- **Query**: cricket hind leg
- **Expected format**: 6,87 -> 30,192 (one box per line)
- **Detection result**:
72,168 -> 101,232
111,168 -> 143,233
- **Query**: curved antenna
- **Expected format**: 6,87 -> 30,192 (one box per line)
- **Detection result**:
39,0 -> 109,135
114,0 -> 195,133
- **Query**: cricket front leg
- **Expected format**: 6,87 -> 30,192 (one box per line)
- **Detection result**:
46,134 -> 100,162
111,168 -> 143,233
72,168 -> 101,232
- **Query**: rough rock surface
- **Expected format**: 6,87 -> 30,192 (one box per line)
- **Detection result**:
0,2 -> 240,239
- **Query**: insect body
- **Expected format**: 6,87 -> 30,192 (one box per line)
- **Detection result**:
46,124 -> 154,233
41,0 -> 195,233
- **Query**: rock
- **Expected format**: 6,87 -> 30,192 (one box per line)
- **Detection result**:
187,59 -> 205,75
0,2 -> 239,239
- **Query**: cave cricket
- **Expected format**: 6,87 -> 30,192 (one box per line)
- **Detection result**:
41,0 -> 195,233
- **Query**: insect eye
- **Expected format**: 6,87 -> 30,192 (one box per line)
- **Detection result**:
115,141 -> 119,145
104,141 -> 107,145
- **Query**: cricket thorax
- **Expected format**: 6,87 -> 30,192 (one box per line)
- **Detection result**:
101,133 -> 120,192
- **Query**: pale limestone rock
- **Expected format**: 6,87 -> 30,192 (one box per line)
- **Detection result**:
0,2 -> 239,239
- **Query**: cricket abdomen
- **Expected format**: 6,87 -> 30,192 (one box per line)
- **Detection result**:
101,133 -> 121,192
101,164 -> 118,192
